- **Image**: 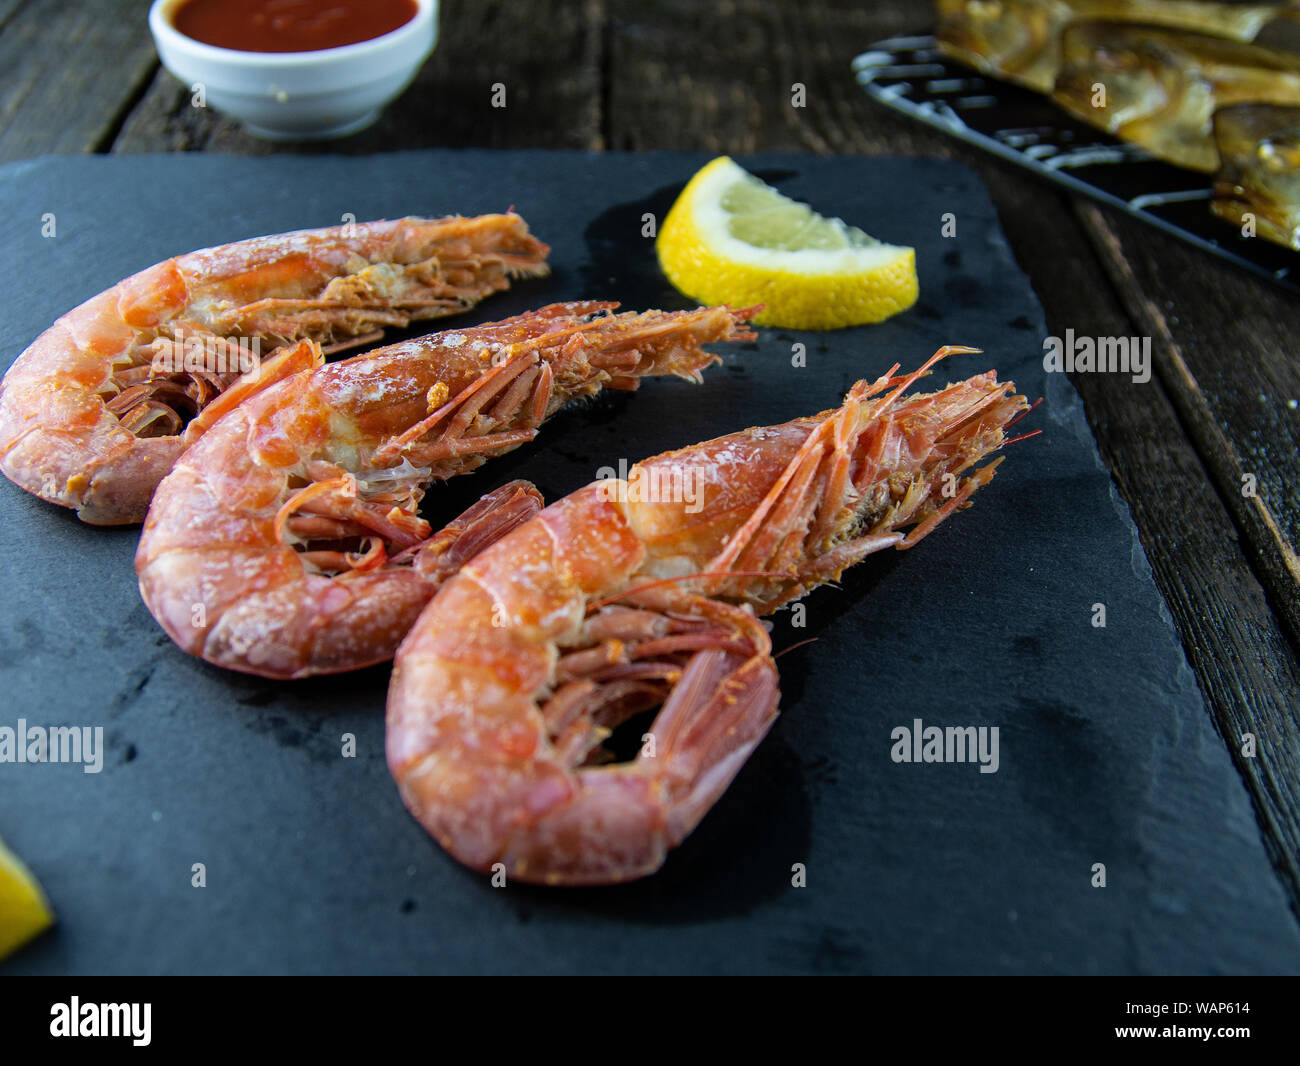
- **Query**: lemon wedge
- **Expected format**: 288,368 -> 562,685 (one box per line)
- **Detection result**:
656,156 -> 918,330
0,834 -> 54,958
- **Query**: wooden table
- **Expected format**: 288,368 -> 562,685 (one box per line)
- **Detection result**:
3,0 -> 1298,916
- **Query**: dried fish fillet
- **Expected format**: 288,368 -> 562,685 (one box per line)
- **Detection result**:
1052,22 -> 1300,172
936,0 -> 1287,94
1212,102 -> 1300,249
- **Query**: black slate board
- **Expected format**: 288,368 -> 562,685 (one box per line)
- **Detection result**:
0,150 -> 1295,975
853,34 -> 1300,297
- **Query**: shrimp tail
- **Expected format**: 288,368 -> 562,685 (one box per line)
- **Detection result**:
410,480 -> 544,584
493,645 -> 781,886
653,648 -> 782,850
142,479 -> 545,680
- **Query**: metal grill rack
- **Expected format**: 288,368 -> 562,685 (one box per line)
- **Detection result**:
853,34 -> 1299,297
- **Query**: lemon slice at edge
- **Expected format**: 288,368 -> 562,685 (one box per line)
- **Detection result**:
656,156 -> 919,330
0,835 -> 54,959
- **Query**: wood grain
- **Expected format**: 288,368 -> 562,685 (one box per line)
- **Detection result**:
1076,205 -> 1300,649
1026,202 -> 1300,915
0,0 -> 158,163
112,0 -> 605,154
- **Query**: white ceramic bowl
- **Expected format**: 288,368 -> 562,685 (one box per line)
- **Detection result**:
148,0 -> 437,140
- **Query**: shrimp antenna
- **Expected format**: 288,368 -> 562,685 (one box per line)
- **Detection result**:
1004,396 -> 1043,430
873,345 -> 984,414
775,636 -> 819,660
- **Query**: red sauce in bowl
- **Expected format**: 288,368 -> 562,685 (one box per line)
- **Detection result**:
171,0 -> 419,53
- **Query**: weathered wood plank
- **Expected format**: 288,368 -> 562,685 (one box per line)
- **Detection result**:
1029,204 -> 1300,918
112,0 -> 604,154
0,0 -> 158,163
603,0 -> 920,152
1075,205 -> 1300,650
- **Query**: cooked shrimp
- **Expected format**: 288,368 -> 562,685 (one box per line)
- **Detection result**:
135,302 -> 757,680
0,214 -> 550,525
386,347 -> 1033,885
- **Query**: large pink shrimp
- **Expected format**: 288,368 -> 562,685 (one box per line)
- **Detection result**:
135,301 -> 757,680
386,348 -> 1034,885
0,215 -> 549,524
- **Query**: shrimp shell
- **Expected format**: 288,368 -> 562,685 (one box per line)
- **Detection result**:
387,347 -> 1032,885
0,215 -> 549,524
135,301 -> 757,680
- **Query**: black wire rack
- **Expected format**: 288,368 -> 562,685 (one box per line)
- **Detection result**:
853,33 -> 1299,297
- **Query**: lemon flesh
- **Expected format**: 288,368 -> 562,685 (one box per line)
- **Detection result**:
656,156 -> 919,330
0,835 -> 54,958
